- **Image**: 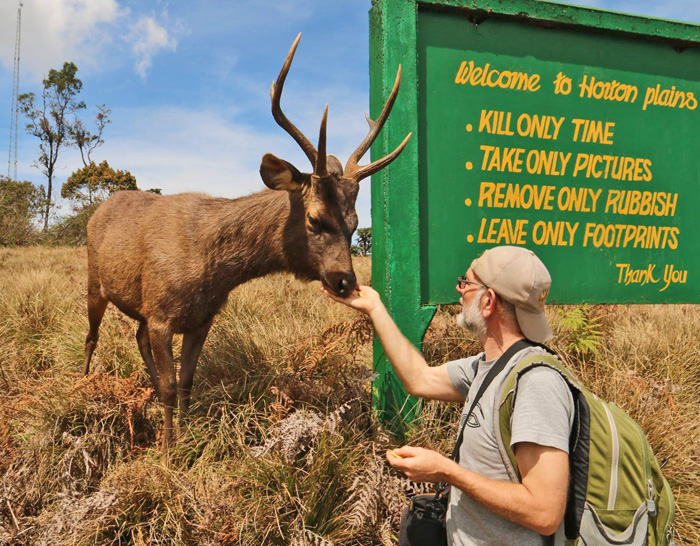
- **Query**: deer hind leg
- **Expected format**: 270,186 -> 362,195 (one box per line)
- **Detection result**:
82,290 -> 108,376
136,322 -> 163,401
147,322 -> 177,449
178,319 -> 213,421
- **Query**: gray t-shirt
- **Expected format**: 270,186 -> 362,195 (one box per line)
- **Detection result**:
446,346 -> 574,546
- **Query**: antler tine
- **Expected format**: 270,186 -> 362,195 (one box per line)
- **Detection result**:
347,132 -> 412,183
315,104 -> 329,176
270,33 -> 318,167
345,65 -> 406,182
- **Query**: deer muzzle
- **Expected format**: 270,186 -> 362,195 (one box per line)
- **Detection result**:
324,271 -> 357,298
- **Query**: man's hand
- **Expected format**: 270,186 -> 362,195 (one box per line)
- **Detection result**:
321,284 -> 383,316
323,283 -> 464,402
386,446 -> 458,483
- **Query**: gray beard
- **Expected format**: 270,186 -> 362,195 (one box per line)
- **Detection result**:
456,290 -> 487,341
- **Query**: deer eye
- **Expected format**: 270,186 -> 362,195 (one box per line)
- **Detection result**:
307,213 -> 321,234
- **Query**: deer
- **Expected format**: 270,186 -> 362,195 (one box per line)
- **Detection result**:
81,34 -> 411,447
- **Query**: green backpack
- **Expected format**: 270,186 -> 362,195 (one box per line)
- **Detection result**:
496,353 -> 676,546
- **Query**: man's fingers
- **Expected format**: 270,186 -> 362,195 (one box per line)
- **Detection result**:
321,284 -> 356,304
394,445 -> 419,458
386,451 -> 409,471
386,446 -> 421,469
386,450 -> 400,468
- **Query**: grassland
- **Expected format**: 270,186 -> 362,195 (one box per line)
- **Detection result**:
0,246 -> 698,545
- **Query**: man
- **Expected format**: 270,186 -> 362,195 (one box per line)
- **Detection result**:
323,245 -> 574,545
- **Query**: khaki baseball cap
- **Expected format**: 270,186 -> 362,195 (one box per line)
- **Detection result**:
470,246 -> 553,343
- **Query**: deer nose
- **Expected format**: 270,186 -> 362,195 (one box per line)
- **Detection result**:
328,271 -> 357,297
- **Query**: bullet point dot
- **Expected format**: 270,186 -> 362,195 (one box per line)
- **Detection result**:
467,234 -> 474,243
465,161 -> 473,170
466,124 -> 473,132
464,198 -> 472,206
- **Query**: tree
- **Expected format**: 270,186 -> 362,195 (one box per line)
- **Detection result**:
55,161 -> 138,246
356,227 -> 372,256
70,104 -> 111,167
0,176 -> 43,245
18,62 -> 86,231
62,160 -> 138,206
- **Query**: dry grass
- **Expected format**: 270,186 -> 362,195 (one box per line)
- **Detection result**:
0,246 -> 698,545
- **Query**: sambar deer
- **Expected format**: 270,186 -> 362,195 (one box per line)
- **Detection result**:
82,34 -> 411,447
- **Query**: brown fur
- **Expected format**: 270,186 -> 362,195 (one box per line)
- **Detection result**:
83,179 -> 358,446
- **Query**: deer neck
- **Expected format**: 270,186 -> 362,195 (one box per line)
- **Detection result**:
204,189 -> 305,290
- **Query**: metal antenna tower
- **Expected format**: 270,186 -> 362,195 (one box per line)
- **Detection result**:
7,1 -> 23,182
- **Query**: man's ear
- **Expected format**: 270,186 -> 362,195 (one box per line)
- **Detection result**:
260,153 -> 309,191
482,288 -> 498,318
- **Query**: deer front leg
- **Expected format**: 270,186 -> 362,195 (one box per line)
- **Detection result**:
147,321 -> 177,449
179,319 -> 213,420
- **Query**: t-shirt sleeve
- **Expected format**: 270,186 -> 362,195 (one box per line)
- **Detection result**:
447,355 -> 482,399
510,366 -> 574,453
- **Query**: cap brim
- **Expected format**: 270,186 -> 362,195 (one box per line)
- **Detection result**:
515,306 -> 553,344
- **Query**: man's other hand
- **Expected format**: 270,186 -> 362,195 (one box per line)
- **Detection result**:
386,446 -> 458,483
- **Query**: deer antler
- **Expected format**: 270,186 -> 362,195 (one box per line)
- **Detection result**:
316,104 -> 329,176
344,65 -> 412,183
271,34 -> 324,173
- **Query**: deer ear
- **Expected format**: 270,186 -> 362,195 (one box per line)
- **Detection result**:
327,154 -> 343,176
260,153 -> 308,191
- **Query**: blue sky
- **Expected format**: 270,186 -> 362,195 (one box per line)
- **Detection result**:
1,0 -> 700,229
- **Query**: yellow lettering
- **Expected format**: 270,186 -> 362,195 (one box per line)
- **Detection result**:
604,190 -> 679,217
454,59 -> 541,93
478,182 -> 496,207
571,154 -> 653,181
571,118 -> 615,145
477,218 -> 529,244
582,223 -> 680,249
579,75 -> 638,103
643,83 -> 699,111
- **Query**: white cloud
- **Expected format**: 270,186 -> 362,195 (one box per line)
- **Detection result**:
93,97 -> 378,228
0,1 -> 184,83
0,0 -> 125,82
102,106 -> 294,196
128,15 -> 179,78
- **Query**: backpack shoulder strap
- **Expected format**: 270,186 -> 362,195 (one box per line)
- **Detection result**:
495,353 -> 581,481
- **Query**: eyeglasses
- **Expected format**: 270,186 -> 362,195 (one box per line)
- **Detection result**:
457,276 -> 488,290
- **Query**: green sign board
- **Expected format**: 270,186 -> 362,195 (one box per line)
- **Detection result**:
369,0 -> 700,425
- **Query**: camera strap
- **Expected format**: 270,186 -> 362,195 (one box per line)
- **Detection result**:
451,338 -> 536,465
435,339 -> 535,496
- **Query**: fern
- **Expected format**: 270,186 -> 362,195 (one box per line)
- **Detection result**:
249,409 -> 323,462
379,516 -> 396,546
322,399 -> 357,435
557,306 -> 603,357
291,529 -> 336,546
250,400 -> 358,463
344,456 -> 382,530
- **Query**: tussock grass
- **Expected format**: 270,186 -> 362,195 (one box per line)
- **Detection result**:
0,247 -> 698,545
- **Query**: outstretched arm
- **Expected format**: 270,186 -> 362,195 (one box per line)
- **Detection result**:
322,285 -> 462,402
